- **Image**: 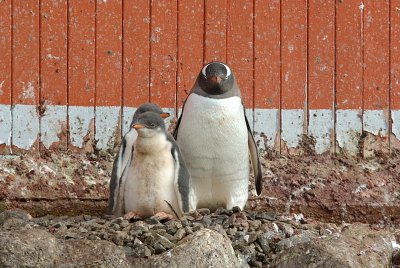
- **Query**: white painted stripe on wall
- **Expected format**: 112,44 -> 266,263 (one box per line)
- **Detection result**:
336,109 -> 362,154
162,107 -> 176,130
12,104 -> 39,149
95,106 -> 121,150
281,109 -> 304,148
245,108 -> 254,132
392,110 -> 400,140
122,107 -> 136,135
0,104 -> 11,146
363,110 -> 388,136
253,108 -> 279,149
40,105 -> 67,149
69,106 -> 94,148
308,109 -> 333,154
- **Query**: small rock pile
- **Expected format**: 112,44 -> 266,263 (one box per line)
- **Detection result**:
0,208 -> 338,267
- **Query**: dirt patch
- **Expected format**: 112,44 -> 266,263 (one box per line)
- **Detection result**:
1,150 -> 400,226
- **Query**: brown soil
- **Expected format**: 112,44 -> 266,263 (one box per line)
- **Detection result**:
1,149 -> 400,226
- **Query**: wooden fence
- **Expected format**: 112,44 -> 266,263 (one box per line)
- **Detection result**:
0,0 -> 399,155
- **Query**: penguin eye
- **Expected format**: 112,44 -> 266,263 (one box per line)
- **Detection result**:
150,123 -> 156,128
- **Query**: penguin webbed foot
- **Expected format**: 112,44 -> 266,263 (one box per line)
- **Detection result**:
123,211 -> 142,222
152,211 -> 175,222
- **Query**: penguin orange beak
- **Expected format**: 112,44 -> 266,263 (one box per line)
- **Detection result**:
133,124 -> 145,129
209,75 -> 223,84
161,112 -> 170,119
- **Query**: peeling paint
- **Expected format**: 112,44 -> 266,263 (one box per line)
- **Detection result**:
40,105 -> 67,149
69,106 -> 94,148
12,104 -> 39,149
308,109 -> 333,154
363,110 -> 387,136
95,106 -> 121,150
0,104 -> 11,146
336,109 -> 362,155
254,108 -> 279,150
0,80 -> 4,96
281,109 -> 304,148
21,82 -> 35,100
392,110 -> 400,140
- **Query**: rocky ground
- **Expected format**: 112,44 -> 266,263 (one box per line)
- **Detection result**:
1,149 -> 400,267
1,207 -> 399,267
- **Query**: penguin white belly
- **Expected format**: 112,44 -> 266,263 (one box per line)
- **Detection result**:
177,94 -> 249,210
124,142 -> 179,217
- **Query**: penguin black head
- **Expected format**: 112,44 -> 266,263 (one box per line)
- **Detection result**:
131,103 -> 169,128
132,111 -> 167,137
198,61 -> 234,95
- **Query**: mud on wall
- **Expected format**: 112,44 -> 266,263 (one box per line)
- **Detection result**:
0,0 -> 400,156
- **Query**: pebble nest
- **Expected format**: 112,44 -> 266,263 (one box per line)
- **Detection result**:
0,208 -> 339,267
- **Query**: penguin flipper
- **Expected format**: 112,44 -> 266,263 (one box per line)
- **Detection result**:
168,135 -> 193,214
244,114 -> 263,196
108,129 -> 137,215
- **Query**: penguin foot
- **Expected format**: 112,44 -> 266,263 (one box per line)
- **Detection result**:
123,211 -> 142,221
153,211 -> 175,221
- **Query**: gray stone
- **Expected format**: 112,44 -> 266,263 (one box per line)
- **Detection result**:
130,228 -> 240,268
0,229 -> 130,268
271,223 -> 395,268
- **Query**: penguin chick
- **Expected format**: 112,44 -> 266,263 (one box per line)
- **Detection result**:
123,111 -> 194,219
173,61 -> 263,210
108,103 -> 169,216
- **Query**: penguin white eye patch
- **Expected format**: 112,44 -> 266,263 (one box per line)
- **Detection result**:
201,63 -> 231,78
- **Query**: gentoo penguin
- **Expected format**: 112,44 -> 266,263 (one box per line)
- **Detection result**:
112,111 -> 195,219
108,103 -> 169,216
173,61 -> 262,210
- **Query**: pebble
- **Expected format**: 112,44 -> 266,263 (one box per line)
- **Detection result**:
1,208 -> 332,268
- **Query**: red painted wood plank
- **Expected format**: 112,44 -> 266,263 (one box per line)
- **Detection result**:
177,0 -> 204,108
204,0 -> 227,63
308,0 -> 335,110
364,0 -> 389,110
227,0 -> 253,108
13,0 -> 40,106
254,0 -> 280,110
280,0 -> 307,110
123,0 -> 150,108
150,0 -> 177,109
40,0 -> 67,106
391,0 -> 400,110
0,0 -> 11,105
96,0 -> 122,107
68,0 -> 95,107
335,0 -> 363,110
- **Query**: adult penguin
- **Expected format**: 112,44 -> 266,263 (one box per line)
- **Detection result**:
173,61 -> 262,210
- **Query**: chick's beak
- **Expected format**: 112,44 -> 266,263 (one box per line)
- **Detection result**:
133,124 -> 145,130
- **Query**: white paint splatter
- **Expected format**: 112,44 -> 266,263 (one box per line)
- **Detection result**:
46,54 -> 61,60
21,82 -> 35,100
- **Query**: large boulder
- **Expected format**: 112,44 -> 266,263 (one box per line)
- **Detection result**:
0,229 -> 130,267
271,223 -> 396,268
130,228 -> 240,268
